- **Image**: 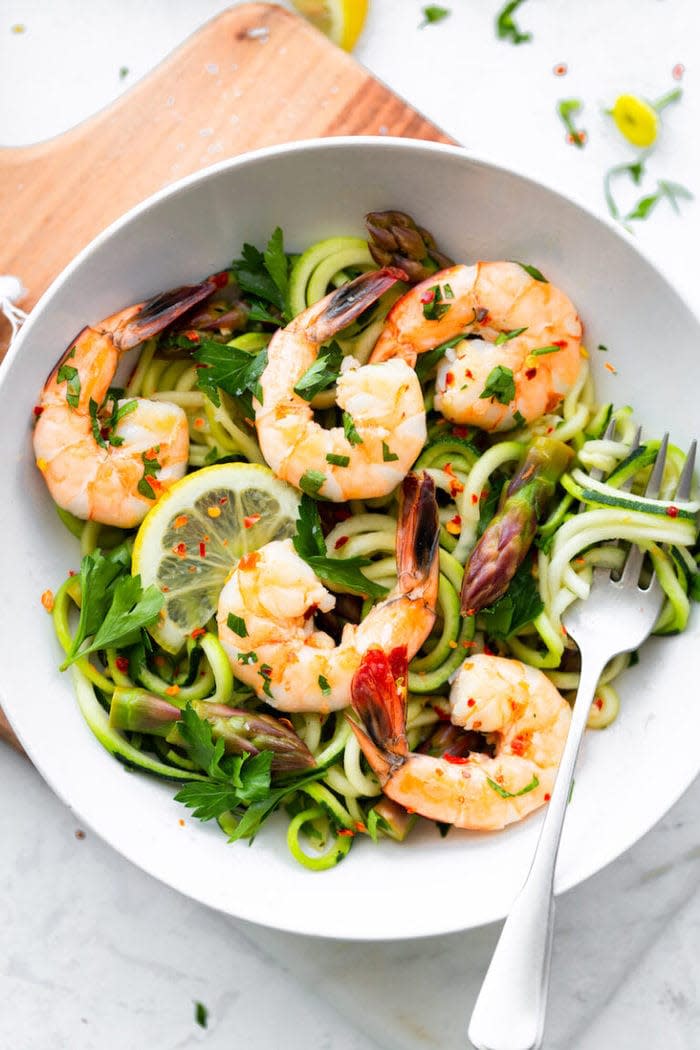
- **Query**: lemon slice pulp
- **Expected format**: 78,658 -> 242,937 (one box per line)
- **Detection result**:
291,0 -> 369,51
133,463 -> 300,653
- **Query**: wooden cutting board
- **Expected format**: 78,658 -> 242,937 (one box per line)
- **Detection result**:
0,2 -> 452,753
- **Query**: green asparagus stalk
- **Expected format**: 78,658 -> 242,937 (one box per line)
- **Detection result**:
109,688 -> 315,773
365,211 -> 454,282
460,437 -> 573,614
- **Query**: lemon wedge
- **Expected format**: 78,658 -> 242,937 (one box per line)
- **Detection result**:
291,0 -> 369,51
133,463 -> 300,653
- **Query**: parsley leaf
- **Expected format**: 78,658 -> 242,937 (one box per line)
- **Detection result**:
293,495 -> 388,599
263,227 -> 289,312
318,674 -> 331,695
227,613 -> 248,637
60,548 -> 163,669
56,363 -> 81,408
193,334 -> 268,413
415,334 -> 466,383
294,340 -> 343,400
480,365 -> 515,405
420,5 -> 450,27
496,0 -> 531,45
487,774 -> 539,798
422,284 -> 452,321
137,447 -> 161,499
479,561 -> 543,638
382,442 -> 399,462
299,469 -> 326,497
232,227 -> 291,322
194,1002 -> 208,1029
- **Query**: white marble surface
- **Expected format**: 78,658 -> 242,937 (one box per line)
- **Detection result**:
1,2 -> 699,1047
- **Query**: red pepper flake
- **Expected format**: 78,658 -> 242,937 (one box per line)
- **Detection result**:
672,62 -> 685,81
190,627 -> 207,639
239,551 -> 260,571
199,541 -> 207,557
544,793 -> 551,802
510,734 -> 528,756
243,514 -> 261,529
193,417 -> 205,429
666,505 -> 679,518
165,684 -> 180,697
471,492 -> 479,505
303,603 -> 318,621
219,496 -> 228,505
211,270 -> 229,288
161,585 -> 170,592
405,806 -> 416,814
174,514 -> 189,529
334,535 -> 349,549
552,339 -> 568,348
444,462 -> 464,496
115,655 -> 130,673
420,289 -> 436,304
173,542 -> 187,558
68,569 -> 77,577
178,818 -> 186,827
546,426 -> 554,434
462,640 -> 477,649
337,828 -> 355,837
33,405 -> 44,417
433,704 -> 451,721
444,753 -> 470,765
464,369 -> 474,380
594,696 -> 603,710
525,367 -> 537,380
567,130 -> 587,146
445,371 -> 455,386
452,425 -> 470,438
75,829 -> 86,840
553,62 -> 568,76
354,821 -> 367,834
467,697 -> 476,707
446,514 -> 462,535
184,329 -> 200,343
604,362 -> 618,375
482,644 -> 495,656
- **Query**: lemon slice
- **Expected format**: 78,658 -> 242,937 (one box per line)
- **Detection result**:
291,0 -> 369,50
133,463 -> 300,653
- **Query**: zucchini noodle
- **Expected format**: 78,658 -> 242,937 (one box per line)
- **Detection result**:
46,226 -> 699,871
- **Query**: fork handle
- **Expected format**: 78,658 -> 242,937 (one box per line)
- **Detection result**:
468,652 -> 609,1050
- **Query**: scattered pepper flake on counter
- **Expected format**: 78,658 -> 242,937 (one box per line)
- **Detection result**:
672,63 -> 685,81
41,589 -> 54,612
420,5 -> 451,28
75,829 -> 86,840
553,62 -> 567,77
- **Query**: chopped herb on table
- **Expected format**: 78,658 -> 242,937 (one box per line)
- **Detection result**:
495,0 -> 531,45
420,5 -> 451,27
557,98 -> 586,147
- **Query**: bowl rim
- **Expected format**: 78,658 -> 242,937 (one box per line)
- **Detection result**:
3,135 -> 699,939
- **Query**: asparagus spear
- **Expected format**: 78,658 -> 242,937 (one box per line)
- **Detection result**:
110,688 -> 315,773
365,211 -> 454,283
460,437 -> 573,614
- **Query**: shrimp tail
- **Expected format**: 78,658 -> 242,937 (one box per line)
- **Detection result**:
305,267 -> 407,343
107,279 -> 218,350
349,647 -> 409,783
396,471 -> 440,599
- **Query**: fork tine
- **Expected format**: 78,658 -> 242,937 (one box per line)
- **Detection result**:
675,439 -> 696,500
621,433 -> 669,586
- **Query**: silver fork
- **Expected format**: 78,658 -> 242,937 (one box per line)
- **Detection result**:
468,433 -> 697,1050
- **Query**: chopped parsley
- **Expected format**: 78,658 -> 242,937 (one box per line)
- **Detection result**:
420,5 -> 451,27
231,226 -> 291,323
137,447 -> 161,499
487,774 -> 539,798
258,664 -> 274,699
318,674 -> 331,696
512,261 -> 547,283
237,651 -> 258,665
479,561 -> 543,638
480,365 -> 515,405
382,442 -> 399,462
557,98 -> 586,148
422,283 -> 452,321
326,453 -> 350,467
227,613 -> 248,637
342,411 -> 363,446
56,362 -> 81,408
293,340 -> 343,400
512,409 -> 526,427
415,334 -> 466,383
299,469 -> 326,497
89,394 -> 137,448
495,326 -> 528,346
193,333 -> 268,414
495,0 -> 532,45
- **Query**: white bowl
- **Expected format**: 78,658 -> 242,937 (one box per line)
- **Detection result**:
1,138 -> 698,940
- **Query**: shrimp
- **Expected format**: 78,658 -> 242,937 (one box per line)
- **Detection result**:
255,268 -> 427,501
370,261 -> 583,431
217,473 -> 439,712
349,649 -> 572,831
33,281 -> 216,528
